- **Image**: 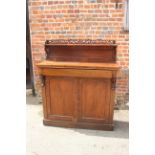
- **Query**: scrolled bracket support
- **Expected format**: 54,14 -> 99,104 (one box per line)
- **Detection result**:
40,75 -> 45,87
111,77 -> 117,90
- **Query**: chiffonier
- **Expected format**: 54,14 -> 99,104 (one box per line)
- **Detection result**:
37,39 -> 119,130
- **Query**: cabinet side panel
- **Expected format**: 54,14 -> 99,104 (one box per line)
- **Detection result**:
46,77 -> 51,115
42,78 -> 48,119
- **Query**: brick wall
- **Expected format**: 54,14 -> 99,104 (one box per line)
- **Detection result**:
28,0 -> 129,108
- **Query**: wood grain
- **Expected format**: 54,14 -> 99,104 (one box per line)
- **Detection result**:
39,68 -> 112,78
37,61 -> 120,70
47,77 -> 77,121
79,78 -> 111,123
37,40 -> 119,130
46,46 -> 116,63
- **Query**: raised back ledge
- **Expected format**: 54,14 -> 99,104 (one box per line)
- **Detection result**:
37,61 -> 120,71
44,39 -> 117,63
45,39 -> 117,47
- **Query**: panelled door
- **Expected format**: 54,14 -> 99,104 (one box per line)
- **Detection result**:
45,76 -> 111,124
46,77 -> 77,122
78,78 -> 111,124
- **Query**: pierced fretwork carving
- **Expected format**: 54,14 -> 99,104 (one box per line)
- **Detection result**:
45,39 -> 116,45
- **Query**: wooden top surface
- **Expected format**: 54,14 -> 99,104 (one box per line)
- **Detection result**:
37,60 -> 120,70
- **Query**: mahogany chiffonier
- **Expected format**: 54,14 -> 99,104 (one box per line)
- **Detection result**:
37,40 -> 119,130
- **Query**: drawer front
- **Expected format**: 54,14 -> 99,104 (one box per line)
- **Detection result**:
40,68 -> 112,78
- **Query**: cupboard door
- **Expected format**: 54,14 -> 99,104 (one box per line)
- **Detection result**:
47,77 -> 77,122
79,78 -> 111,123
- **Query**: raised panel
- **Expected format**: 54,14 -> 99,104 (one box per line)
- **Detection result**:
47,77 -> 77,121
79,78 -> 111,123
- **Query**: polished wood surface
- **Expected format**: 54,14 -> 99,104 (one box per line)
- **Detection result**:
47,77 -> 76,121
45,39 -> 117,63
37,61 -> 119,70
46,46 -> 116,63
37,40 -> 119,130
39,68 -> 113,78
79,78 -> 111,123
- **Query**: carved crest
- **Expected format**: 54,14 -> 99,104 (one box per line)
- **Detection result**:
45,39 -> 116,45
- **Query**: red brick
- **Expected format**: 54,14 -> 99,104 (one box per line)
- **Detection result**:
31,2 -> 42,6
28,0 -> 129,106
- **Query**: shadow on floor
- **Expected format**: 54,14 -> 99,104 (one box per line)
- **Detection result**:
26,94 -> 41,105
27,95 -> 129,139
71,120 -> 129,139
